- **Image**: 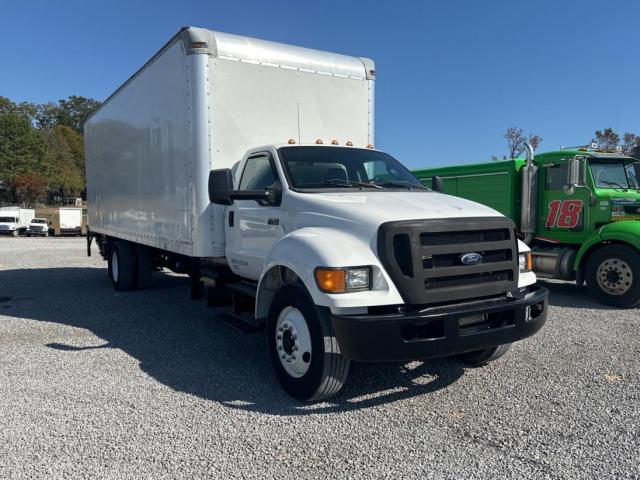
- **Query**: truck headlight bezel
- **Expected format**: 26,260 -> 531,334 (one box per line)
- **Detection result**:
315,266 -> 372,293
519,252 -> 532,273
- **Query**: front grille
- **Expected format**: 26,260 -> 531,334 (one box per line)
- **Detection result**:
420,228 -> 508,246
377,217 -> 518,305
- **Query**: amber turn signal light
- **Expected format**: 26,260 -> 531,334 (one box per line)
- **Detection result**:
315,269 -> 346,293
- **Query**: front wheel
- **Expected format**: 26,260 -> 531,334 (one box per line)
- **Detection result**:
11,230 -> 18,237
267,284 -> 350,402
585,244 -> 640,308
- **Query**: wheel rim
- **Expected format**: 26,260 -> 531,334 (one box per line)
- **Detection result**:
275,306 -> 312,378
112,250 -> 119,283
596,257 -> 633,296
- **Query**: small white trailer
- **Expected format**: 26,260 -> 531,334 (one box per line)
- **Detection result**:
58,207 -> 83,236
85,27 -> 548,401
0,207 -> 35,236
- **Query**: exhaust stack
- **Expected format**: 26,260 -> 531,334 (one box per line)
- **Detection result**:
520,143 -> 538,245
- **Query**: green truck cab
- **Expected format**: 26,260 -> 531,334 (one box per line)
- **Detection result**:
414,145 -> 640,307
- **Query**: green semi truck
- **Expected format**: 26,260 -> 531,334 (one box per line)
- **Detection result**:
414,144 -> 640,307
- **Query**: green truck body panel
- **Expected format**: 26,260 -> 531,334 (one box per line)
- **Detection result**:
414,150 -> 640,273
414,159 -> 526,224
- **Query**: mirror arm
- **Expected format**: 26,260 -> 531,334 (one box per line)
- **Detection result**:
229,190 -> 270,201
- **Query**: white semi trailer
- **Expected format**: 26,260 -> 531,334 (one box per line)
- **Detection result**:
85,27 -> 548,401
0,207 -> 35,236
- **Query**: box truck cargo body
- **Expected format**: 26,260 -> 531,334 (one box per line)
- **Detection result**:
85,27 -> 548,401
85,28 -> 374,258
58,207 -> 83,236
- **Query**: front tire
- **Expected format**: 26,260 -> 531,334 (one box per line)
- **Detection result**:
585,244 -> 640,308
455,343 -> 512,366
109,241 -> 135,291
267,284 -> 349,402
11,230 -> 18,237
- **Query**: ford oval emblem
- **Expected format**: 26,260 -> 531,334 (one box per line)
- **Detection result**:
460,252 -> 483,265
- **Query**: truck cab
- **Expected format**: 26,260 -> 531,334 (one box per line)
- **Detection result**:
27,218 -> 51,236
533,149 -> 640,305
415,146 -> 640,307
0,214 -> 20,236
207,143 -> 548,400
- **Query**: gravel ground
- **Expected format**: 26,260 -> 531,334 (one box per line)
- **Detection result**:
0,237 -> 638,479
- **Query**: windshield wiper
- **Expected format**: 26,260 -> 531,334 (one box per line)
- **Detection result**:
322,179 -> 382,189
373,180 -> 429,190
601,180 -> 628,191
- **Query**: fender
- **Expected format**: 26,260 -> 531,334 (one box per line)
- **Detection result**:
255,227 -> 403,319
574,221 -> 640,270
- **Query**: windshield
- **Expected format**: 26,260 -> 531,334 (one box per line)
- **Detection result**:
626,162 -> 640,189
278,146 -> 425,191
590,160 -> 640,189
31,219 -> 46,224
0,217 -> 17,223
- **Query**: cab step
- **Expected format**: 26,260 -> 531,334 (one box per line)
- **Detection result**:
214,312 -> 263,335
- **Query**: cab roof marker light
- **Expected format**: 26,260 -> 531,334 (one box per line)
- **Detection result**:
288,138 -> 296,144
316,139 -> 323,144
366,144 -> 374,149
345,141 -> 353,146
331,139 -> 339,145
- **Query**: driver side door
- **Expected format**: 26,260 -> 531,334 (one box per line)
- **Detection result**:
225,152 -> 284,280
539,161 -> 590,243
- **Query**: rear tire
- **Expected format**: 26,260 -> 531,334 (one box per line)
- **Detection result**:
109,241 -> 135,291
585,244 -> 640,308
267,284 -> 349,402
455,343 -> 512,366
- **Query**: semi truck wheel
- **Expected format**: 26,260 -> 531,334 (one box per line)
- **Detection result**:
585,244 -> 640,308
267,284 -> 350,402
455,343 -> 512,366
109,241 -> 135,292
11,230 -> 18,237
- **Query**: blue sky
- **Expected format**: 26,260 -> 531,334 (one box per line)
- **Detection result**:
1,0 -> 637,168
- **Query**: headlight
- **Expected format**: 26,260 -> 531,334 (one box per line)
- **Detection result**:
519,252 -> 532,273
315,267 -> 371,293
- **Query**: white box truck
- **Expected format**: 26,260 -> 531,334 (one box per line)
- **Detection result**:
58,207 -> 83,236
85,27 -> 548,401
0,206 -> 35,236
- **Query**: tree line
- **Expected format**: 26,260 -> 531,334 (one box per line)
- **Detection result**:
0,95 -> 101,205
499,126 -> 640,160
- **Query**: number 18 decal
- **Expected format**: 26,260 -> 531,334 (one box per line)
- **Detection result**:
545,199 -> 583,228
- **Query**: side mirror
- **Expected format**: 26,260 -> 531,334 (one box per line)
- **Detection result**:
431,175 -> 444,193
208,169 -> 234,205
208,168 -> 273,205
564,157 -> 584,194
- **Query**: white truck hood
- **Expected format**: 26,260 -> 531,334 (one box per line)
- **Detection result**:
287,190 -> 504,234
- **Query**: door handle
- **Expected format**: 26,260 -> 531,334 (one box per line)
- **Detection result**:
228,211 -> 234,227
267,218 -> 279,226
